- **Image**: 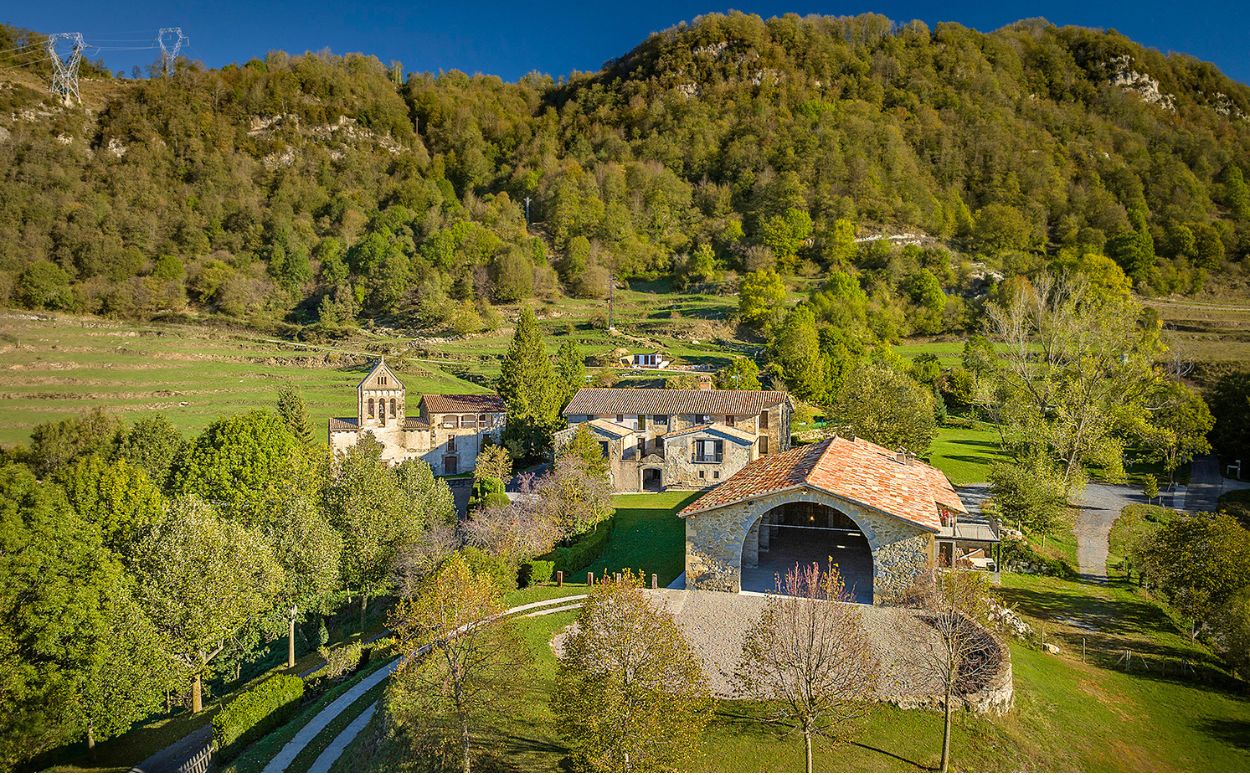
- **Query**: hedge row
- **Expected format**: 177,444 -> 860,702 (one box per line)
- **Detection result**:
519,559 -> 555,587
542,519 -> 614,575
212,673 -> 305,757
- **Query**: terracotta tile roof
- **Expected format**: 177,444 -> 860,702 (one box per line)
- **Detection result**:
664,422 -> 757,445
563,388 -> 788,417
328,417 -> 359,431
402,418 -> 430,431
420,394 -> 506,414
679,436 -> 965,531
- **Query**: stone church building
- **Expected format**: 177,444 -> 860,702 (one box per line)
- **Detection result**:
328,359 -> 506,475
680,434 -> 980,605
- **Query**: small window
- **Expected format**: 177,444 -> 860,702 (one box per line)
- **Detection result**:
442,416 -> 457,428
447,435 -> 457,451
368,398 -> 375,417
726,414 -> 736,426
714,470 -> 720,479
638,414 -> 646,431
694,439 -> 723,463
759,436 -> 769,455
479,413 -> 488,428
654,414 -> 669,425
390,399 -> 397,417
699,470 -> 706,479
616,414 -> 624,424
599,441 -> 610,459
758,411 -> 769,429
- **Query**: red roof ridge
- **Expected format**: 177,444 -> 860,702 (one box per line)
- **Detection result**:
679,434 -> 962,531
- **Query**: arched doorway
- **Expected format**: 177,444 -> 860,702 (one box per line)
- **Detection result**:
740,501 -> 873,603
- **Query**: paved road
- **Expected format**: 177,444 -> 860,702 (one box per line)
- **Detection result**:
134,722 -> 212,773
1183,454 -> 1250,513
1073,484 -> 1147,581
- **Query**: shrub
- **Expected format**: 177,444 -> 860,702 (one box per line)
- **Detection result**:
318,641 -> 363,681
212,674 -> 304,758
998,538 -> 1077,579
458,546 -> 518,592
519,559 -> 555,587
542,519 -> 614,574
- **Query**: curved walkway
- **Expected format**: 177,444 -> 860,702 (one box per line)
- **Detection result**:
265,594 -> 588,773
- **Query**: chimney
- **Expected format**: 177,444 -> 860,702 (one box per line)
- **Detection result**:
896,448 -> 909,465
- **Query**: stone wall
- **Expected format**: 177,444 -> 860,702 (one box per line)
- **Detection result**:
685,486 -> 934,604
662,433 -> 755,490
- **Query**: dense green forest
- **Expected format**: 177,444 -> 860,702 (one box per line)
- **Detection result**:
1,12 -> 1249,338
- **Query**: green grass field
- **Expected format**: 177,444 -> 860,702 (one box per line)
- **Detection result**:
576,491 -> 700,586
927,420 -> 1008,485
0,312 -> 483,448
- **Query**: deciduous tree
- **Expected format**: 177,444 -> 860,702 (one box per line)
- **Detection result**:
555,572 -> 712,772
831,364 -> 936,453
733,562 -> 879,773
385,554 -> 526,772
132,496 -> 282,713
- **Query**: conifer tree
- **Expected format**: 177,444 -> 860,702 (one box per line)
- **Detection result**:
276,383 -> 315,446
555,339 -> 586,407
497,308 -> 561,460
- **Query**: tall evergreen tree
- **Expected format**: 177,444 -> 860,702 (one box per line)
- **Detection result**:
497,308 -> 561,460
276,383 -> 316,446
555,339 -> 586,407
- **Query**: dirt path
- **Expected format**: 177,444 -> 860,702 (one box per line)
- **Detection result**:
1074,484 -> 1147,581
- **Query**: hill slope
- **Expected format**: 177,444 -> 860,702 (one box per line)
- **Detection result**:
1,13 -> 1248,335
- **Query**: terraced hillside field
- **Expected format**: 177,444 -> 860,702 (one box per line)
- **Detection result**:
0,312 -> 480,448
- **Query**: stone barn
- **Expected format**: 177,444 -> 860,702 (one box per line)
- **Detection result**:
680,435 -> 968,604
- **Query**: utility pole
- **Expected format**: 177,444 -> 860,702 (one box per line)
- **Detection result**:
608,271 -> 615,331
46,33 -> 84,106
156,27 -> 187,78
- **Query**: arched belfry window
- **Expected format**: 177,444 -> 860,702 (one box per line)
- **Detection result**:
368,398 -> 375,417
390,399 -> 397,417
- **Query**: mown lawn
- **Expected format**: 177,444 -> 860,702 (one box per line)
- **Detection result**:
927,421 -> 1008,485
575,491 -> 700,586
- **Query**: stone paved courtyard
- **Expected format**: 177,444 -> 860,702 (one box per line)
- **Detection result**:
553,588 -> 1012,712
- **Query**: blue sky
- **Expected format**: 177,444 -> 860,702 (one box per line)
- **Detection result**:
7,1 -> 1250,84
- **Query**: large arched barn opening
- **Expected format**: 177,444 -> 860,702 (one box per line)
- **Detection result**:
740,501 -> 873,603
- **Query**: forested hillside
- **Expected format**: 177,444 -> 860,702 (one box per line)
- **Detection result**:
1,12 -> 1249,337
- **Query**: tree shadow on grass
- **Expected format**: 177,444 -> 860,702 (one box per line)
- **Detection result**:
1195,718 -> 1250,750
944,438 -> 1002,450
714,706 -> 929,771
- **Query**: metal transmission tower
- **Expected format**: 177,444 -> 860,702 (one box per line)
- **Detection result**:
45,33 -> 85,105
156,27 -> 187,77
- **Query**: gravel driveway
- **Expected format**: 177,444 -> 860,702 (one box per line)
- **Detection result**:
554,589 -> 962,702
1073,484 -> 1147,581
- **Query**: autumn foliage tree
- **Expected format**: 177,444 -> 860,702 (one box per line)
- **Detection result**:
385,554 -> 526,772
555,572 -> 712,772
733,562 -> 879,773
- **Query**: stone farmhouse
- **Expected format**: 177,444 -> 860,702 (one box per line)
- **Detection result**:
680,434 -> 996,605
328,359 -> 505,475
556,387 -> 792,492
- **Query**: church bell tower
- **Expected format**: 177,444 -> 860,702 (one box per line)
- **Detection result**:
357,358 -> 405,429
